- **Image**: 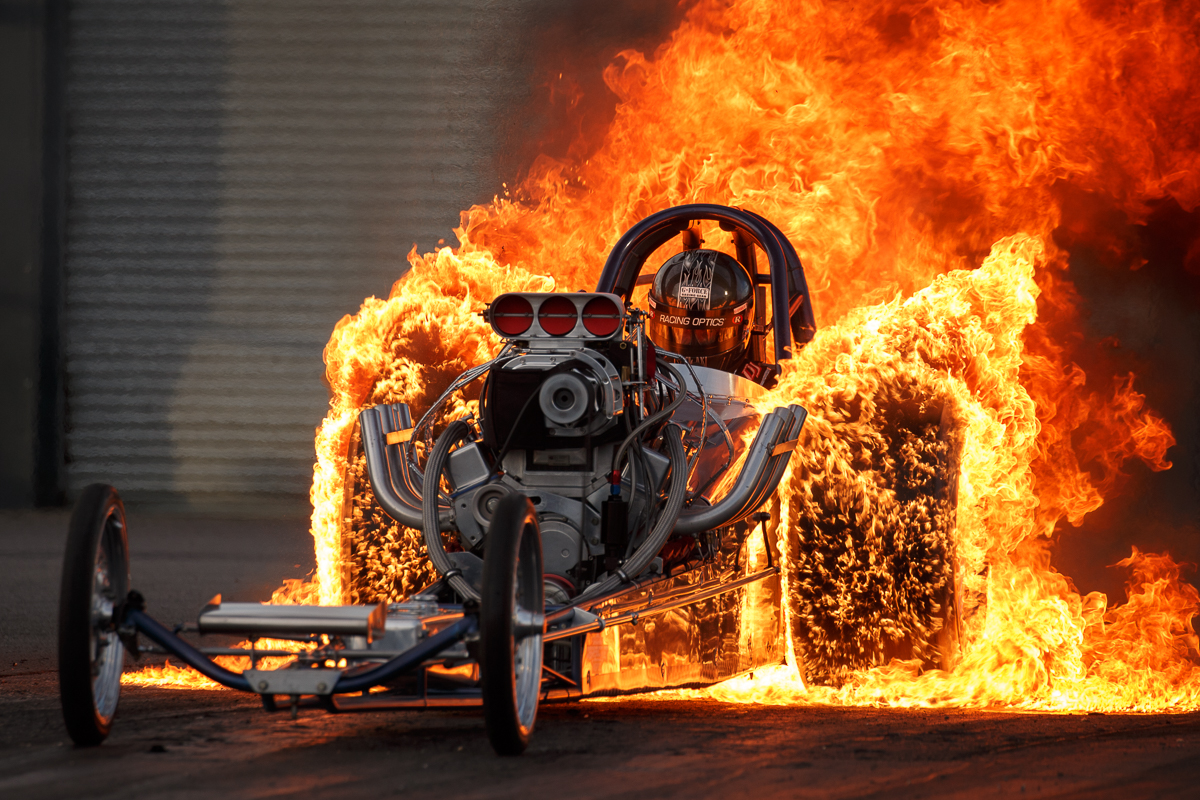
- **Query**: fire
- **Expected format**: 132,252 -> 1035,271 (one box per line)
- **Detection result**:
701,235 -> 1195,709
119,643 -> 304,691
130,0 -> 1200,707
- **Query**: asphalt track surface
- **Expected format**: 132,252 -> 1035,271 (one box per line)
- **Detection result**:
3,509 -> 1199,799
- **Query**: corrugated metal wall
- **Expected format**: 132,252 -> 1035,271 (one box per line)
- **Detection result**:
64,0 -> 514,509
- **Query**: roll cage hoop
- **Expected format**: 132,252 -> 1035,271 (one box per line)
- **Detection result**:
594,203 -> 817,366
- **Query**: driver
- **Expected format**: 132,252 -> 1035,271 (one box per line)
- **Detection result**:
646,248 -> 754,374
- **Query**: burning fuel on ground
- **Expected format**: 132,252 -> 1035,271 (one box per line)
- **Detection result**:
128,0 -> 1200,710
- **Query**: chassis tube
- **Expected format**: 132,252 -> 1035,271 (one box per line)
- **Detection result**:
129,609 -> 252,692
332,615 -> 476,694
767,232 -> 794,359
130,610 -> 476,696
544,567 -> 778,643
741,209 -> 817,346
673,409 -> 788,534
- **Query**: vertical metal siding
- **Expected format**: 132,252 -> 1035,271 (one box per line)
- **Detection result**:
65,0 -> 506,505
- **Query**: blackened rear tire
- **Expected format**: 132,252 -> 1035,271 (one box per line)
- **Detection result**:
59,484 -> 130,746
480,493 -> 544,756
786,397 -> 962,684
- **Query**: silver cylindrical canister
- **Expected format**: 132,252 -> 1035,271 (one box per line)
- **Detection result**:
198,602 -> 387,641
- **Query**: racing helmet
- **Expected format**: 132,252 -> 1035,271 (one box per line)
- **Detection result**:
647,248 -> 754,372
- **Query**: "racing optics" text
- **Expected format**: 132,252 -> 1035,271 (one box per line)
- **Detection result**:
658,314 -> 729,327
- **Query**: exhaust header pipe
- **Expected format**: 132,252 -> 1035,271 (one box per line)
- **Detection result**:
673,404 -> 806,534
360,403 -> 455,532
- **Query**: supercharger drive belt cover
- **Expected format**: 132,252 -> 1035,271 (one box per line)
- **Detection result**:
647,248 -> 753,363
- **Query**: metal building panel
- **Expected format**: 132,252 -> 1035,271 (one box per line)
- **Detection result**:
64,0 -> 505,507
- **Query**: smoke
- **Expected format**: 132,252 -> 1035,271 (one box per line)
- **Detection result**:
475,0 -> 695,192
1052,192 -> 1200,610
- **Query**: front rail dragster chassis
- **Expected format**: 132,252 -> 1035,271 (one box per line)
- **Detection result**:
110,559 -> 780,713
58,203 -> 815,752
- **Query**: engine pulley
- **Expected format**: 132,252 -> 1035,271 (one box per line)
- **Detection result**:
539,372 -> 591,427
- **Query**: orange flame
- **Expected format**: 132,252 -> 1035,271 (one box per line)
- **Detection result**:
133,0 -> 1200,705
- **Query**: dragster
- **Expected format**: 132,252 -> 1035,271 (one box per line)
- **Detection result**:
57,204 -> 819,755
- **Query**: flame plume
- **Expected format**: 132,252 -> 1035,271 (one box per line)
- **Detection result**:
133,0 -> 1200,706
314,0 -> 1197,709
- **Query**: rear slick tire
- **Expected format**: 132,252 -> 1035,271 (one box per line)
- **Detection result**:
786,397 -> 962,684
480,493 -> 545,756
59,484 -> 130,746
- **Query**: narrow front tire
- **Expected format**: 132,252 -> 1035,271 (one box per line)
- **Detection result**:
59,484 -> 130,746
480,493 -> 544,756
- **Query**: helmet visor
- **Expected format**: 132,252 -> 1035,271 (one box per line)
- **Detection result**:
647,295 -> 750,359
